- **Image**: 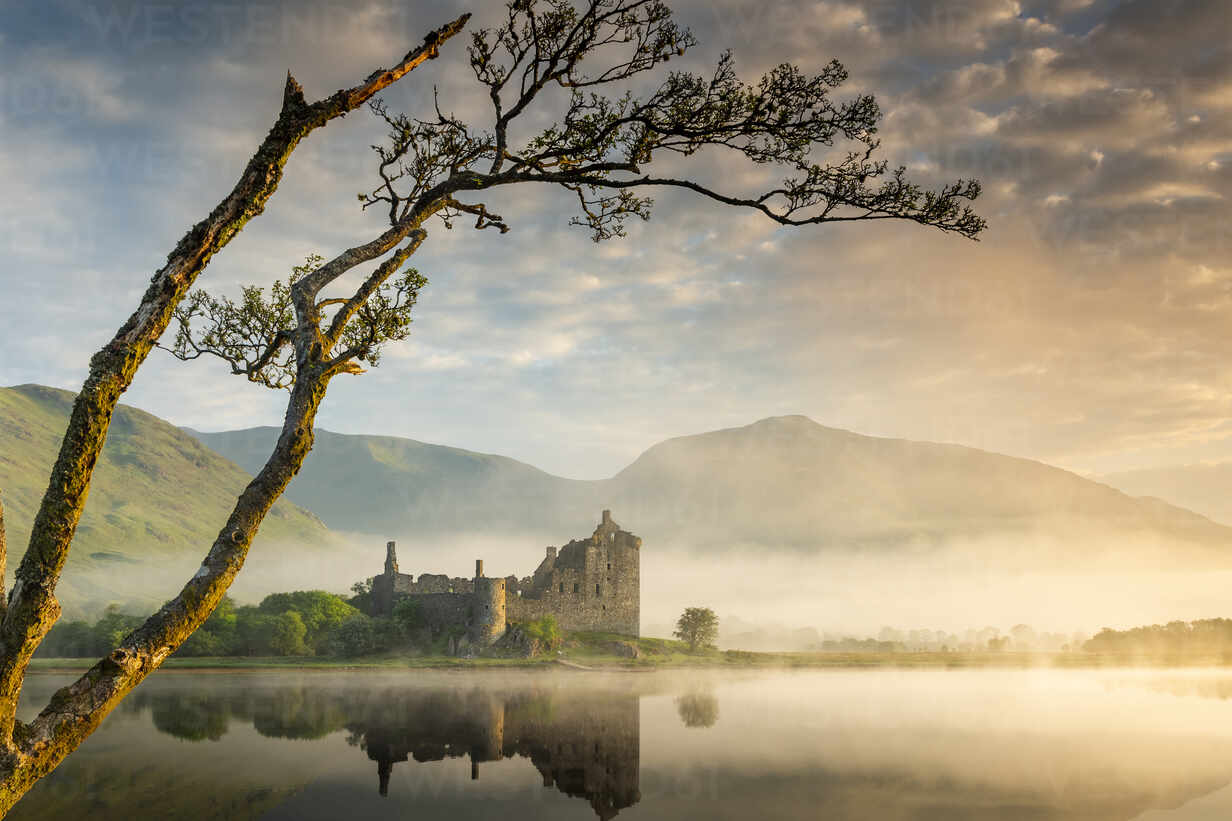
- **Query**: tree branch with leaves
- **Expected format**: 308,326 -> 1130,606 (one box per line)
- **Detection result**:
354,0 -> 984,244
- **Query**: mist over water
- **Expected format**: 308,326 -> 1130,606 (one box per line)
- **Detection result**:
13,668 -> 1232,821
212,533 -> 1232,642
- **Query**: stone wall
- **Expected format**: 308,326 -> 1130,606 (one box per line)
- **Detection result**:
413,593 -> 472,633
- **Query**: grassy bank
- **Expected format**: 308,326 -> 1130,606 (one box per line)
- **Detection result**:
30,631 -> 1232,673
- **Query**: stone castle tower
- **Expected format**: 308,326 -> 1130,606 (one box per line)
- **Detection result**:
508,509 -> 641,636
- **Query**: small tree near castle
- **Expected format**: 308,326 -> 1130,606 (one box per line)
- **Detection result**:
675,608 -> 719,652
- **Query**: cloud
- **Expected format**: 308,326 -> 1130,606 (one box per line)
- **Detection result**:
1,0 -> 1231,483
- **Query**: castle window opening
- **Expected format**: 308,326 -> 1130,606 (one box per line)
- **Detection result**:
573,583 -> 579,594
595,583 -> 601,596
559,582 -> 564,593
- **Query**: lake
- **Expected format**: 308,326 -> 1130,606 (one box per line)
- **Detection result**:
12,668 -> 1232,820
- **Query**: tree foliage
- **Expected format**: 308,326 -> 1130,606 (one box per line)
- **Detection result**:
1085,619 -> 1232,656
674,607 -> 719,652
40,593 -> 382,659
257,591 -> 360,651
163,255 -> 428,390
392,597 -> 423,635
356,0 -> 985,244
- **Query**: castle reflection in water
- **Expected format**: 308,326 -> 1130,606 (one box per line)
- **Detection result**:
139,680 -> 648,820
358,687 -> 639,820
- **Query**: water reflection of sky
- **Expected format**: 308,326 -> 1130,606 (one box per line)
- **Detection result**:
13,669 -> 1232,821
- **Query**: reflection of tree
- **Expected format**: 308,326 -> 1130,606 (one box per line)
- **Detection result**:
142,685 -> 349,743
675,692 -> 719,729
150,693 -> 230,742
250,688 -> 348,740
141,681 -> 642,818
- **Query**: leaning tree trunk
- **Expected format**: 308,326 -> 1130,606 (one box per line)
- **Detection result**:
0,364 -> 333,812
0,13 -> 469,814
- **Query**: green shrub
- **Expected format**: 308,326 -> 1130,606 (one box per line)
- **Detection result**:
392,598 -> 423,634
522,615 -> 562,649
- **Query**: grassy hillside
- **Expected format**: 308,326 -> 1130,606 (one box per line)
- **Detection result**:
0,385 -> 334,617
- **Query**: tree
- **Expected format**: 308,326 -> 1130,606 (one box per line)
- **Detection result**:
268,612 -> 310,657
326,615 -> 378,658
0,14 -> 471,810
674,607 -> 719,652
0,0 -> 987,808
392,597 -> 424,637
258,591 -> 359,652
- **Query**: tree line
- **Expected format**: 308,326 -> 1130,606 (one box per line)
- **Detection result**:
1084,619 -> 1232,656
36,592 -> 422,659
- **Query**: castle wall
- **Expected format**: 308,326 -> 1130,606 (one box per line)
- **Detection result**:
414,574 -> 473,595
413,593 -> 473,633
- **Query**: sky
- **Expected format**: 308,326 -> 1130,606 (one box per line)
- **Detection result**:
0,0 -> 1229,481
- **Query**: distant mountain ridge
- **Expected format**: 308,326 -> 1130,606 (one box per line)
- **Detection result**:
192,414 -> 1232,563
5,378 -> 1227,622
1099,462 -> 1232,527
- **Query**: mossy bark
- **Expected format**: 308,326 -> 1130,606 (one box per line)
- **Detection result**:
0,13 -> 469,814
0,368 -> 330,814
0,494 -> 6,621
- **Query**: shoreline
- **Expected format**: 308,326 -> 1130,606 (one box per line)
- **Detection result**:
28,650 -> 1232,674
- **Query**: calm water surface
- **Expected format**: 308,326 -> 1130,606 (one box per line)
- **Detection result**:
12,668 -> 1232,820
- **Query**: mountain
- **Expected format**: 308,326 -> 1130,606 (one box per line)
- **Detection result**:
1099,462 -> 1232,527
186,426 -> 585,538
0,385 -> 334,616
192,415 -> 1232,564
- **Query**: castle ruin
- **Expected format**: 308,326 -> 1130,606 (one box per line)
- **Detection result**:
369,510 -> 640,643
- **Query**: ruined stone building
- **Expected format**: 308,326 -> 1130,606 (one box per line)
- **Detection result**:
369,510 -> 640,642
